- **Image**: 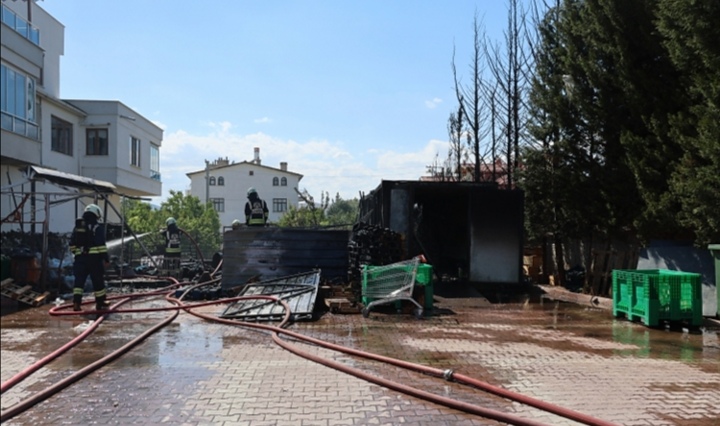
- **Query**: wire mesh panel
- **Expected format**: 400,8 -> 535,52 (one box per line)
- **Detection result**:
361,257 -> 423,318
220,270 -> 321,322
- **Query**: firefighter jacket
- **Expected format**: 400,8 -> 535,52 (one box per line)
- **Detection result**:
245,197 -> 269,226
70,221 -> 108,259
164,225 -> 181,256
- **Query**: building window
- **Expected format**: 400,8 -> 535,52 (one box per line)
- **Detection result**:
281,177 -> 287,186
130,136 -> 141,167
86,128 -> 108,155
0,64 -> 38,139
209,176 -> 216,185
51,116 -> 73,155
150,144 -> 160,181
249,170 -> 254,176
273,198 -> 288,213
272,177 -> 279,186
211,198 -> 225,212
217,176 -> 224,186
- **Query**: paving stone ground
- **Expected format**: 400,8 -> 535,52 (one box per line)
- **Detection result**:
1,287 -> 719,426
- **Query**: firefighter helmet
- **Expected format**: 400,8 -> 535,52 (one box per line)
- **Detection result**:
166,217 -> 176,226
247,187 -> 257,196
231,219 -> 241,229
84,204 -> 102,219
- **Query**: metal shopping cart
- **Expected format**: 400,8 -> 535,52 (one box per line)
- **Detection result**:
361,256 -> 423,319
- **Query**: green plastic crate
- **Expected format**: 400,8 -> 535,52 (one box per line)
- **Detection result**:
416,264 -> 434,310
612,269 -> 703,327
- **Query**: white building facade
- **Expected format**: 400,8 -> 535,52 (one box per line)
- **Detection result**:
187,148 -> 302,227
1,1 -> 163,234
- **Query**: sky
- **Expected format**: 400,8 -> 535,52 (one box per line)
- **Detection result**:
39,1 -> 517,205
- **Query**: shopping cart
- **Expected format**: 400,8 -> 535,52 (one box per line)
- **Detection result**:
361,256 -> 423,319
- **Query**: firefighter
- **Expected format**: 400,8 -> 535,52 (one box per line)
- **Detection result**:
162,217 -> 182,271
70,204 -> 110,311
244,188 -> 268,226
231,219 -> 242,230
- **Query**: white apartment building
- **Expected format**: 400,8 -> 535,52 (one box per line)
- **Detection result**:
1,1 -> 163,234
186,148 -> 303,227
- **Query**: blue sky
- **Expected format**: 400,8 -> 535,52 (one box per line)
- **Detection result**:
40,1 -> 517,204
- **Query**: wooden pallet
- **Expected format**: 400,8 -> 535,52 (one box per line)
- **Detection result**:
1,278 -> 49,307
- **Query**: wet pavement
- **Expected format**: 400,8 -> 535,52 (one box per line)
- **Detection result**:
1,285 -> 719,426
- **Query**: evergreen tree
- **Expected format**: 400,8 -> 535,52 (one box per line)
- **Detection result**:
657,0 -> 720,245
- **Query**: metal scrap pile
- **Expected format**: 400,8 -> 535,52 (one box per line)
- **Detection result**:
347,222 -> 404,298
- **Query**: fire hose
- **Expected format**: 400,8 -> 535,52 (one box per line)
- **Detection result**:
1,276 -> 618,426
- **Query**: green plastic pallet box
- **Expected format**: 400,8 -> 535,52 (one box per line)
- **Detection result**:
612,269 -> 702,327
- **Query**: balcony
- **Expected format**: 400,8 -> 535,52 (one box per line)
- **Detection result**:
1,5 -> 40,45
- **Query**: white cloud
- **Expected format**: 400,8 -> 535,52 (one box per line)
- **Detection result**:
154,124 -> 449,205
424,97 -> 442,109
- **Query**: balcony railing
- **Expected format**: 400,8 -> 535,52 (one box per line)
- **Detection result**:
1,5 -> 40,45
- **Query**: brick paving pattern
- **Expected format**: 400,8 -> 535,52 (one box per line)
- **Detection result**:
1,293 -> 719,426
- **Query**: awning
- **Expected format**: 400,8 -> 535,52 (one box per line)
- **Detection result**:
25,165 -> 116,193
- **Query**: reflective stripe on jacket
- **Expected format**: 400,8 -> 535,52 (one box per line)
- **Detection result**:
73,223 -> 107,257
165,230 -> 181,254
246,200 -> 268,225
69,226 -> 86,255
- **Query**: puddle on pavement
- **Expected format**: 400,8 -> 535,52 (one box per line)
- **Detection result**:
3,298 -> 718,374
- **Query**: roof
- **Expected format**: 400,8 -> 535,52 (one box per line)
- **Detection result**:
25,165 -> 116,193
186,160 -> 303,179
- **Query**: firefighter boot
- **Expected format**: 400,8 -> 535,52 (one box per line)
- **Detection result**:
95,295 -> 111,311
73,294 -> 82,311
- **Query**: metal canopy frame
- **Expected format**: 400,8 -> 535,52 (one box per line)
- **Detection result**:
1,166 -> 158,293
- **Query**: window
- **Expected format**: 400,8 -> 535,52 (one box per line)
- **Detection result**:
249,170 -> 254,176
217,176 -> 224,186
1,64 -> 38,139
150,144 -> 160,180
273,198 -> 288,213
130,136 -> 141,167
281,177 -> 287,186
273,177 -> 279,186
86,129 -> 108,155
209,176 -> 216,186
51,116 -> 73,155
211,198 -> 225,212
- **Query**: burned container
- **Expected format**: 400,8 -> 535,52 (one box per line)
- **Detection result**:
358,180 -> 524,287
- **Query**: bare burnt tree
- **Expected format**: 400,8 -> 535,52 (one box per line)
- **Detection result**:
446,102 -> 466,181
451,13 -> 490,183
484,0 -> 535,188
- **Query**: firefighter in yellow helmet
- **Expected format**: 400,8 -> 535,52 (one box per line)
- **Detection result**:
244,188 -> 268,226
69,203 -> 110,311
